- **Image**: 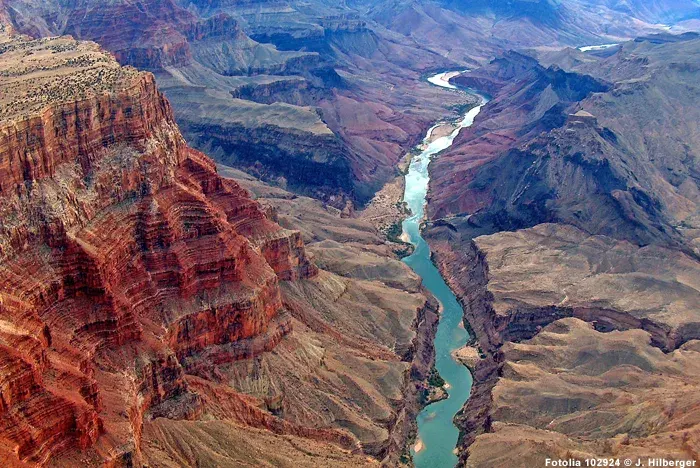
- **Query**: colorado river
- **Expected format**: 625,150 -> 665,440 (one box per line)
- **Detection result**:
403,72 -> 486,467
578,43 -> 619,52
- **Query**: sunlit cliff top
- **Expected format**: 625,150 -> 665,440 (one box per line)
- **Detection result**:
0,26 -> 141,124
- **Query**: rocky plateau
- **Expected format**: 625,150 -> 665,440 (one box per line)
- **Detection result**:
1,0 -> 699,466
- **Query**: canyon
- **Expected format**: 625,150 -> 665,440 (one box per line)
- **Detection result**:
1,0 -> 470,204
0,25 -> 441,466
4,0 -> 694,205
401,77 -> 485,468
0,0 -> 699,467
424,32 -> 700,467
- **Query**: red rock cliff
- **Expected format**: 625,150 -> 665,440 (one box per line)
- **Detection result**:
0,30 -> 315,465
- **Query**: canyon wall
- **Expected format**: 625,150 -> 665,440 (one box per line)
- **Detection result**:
0,30 -> 336,465
3,0 -> 474,206
424,35 -> 700,466
0,27 -> 437,466
427,224 -> 700,466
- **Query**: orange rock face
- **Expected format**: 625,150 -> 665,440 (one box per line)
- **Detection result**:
0,30 -> 315,465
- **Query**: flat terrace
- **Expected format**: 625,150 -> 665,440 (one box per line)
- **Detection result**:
0,27 -> 140,124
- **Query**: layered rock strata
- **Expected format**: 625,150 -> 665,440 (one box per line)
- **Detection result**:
213,166 -> 443,465
423,35 -> 700,467
3,0 -> 474,205
0,30 -> 316,465
0,27 -> 438,466
429,224 -> 700,466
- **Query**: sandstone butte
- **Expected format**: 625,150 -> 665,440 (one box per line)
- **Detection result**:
0,25 -> 436,466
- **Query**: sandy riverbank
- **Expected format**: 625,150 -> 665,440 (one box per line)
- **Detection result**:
414,439 -> 424,453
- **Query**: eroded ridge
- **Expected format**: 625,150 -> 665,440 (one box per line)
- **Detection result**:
0,29 -> 318,464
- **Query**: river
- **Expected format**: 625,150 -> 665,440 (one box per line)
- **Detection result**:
578,43 -> 619,52
403,71 -> 486,467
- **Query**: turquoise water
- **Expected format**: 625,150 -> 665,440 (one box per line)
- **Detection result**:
403,75 -> 485,468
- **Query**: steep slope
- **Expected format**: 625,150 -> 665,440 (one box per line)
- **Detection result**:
0,26 -> 313,465
430,34 -> 700,252
5,0 -> 688,206
436,224 -> 700,467
466,317 -> 700,467
215,166 -> 443,464
422,33 -> 700,465
0,28 -> 436,466
3,0 -> 471,205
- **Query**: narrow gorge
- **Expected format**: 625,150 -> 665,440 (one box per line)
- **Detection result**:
423,37 -> 700,467
401,72 -> 486,467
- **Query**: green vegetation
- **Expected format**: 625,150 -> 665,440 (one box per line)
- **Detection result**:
384,220 -> 414,259
448,101 -> 478,115
428,367 -> 445,388
385,221 -> 404,243
418,387 -> 430,406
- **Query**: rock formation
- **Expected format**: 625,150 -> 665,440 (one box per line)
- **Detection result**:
430,35 -> 700,252
4,0 -> 685,207
0,27 -> 315,464
0,27 -> 433,466
429,224 -> 700,467
424,33 -> 700,466
1,0 -> 480,205
1,1 -> 698,465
